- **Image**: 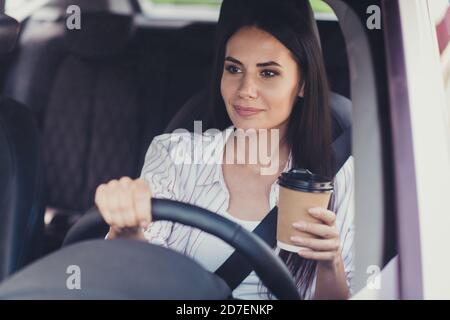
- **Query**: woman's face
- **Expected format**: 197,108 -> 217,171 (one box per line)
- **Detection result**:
221,26 -> 303,133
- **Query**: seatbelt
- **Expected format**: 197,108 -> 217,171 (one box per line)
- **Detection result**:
332,126 -> 352,173
214,125 -> 352,291
214,206 -> 278,290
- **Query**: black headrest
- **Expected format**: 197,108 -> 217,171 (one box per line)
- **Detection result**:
64,12 -> 135,58
0,14 -> 20,55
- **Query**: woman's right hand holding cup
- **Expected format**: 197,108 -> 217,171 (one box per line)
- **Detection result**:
95,177 -> 153,240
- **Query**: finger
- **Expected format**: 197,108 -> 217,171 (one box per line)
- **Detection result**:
106,180 -> 126,229
307,207 -> 336,226
95,184 -> 113,226
132,179 -> 152,228
290,236 -> 340,252
297,250 -> 336,261
118,177 -> 138,228
94,183 -> 105,207
292,221 -> 339,239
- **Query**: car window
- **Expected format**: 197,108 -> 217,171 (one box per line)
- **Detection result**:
430,0 -> 450,139
5,0 -> 50,21
139,0 -> 336,21
0,0 -> 408,300
146,0 -> 333,11
5,0 -> 31,12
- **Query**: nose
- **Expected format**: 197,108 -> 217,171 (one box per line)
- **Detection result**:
237,74 -> 258,100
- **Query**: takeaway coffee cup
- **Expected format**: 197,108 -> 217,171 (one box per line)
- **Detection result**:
277,169 -> 334,252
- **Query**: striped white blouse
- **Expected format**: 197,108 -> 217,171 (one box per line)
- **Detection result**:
140,126 -> 355,300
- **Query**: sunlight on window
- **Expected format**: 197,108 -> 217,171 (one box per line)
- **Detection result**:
5,0 -> 51,21
6,0 -> 31,12
141,0 -> 334,20
149,0 -> 334,12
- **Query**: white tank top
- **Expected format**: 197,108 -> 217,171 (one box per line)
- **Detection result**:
191,211 -> 274,300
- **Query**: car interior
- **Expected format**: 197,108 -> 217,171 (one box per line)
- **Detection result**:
0,0 -> 351,288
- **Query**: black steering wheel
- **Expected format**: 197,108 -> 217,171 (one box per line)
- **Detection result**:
63,198 -> 300,300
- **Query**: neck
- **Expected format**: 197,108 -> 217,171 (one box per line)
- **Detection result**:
224,125 -> 290,176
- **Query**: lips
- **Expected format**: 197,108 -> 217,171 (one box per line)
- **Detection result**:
233,105 -> 264,117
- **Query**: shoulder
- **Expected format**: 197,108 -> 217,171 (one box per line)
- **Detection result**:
149,130 -> 198,153
141,127 -> 232,199
330,156 -> 354,218
334,156 -> 354,191
148,127 -> 232,163
151,128 -> 225,150
143,130 -> 198,165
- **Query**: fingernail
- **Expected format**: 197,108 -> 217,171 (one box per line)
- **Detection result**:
308,208 -> 321,214
290,236 -> 303,243
293,222 -> 306,229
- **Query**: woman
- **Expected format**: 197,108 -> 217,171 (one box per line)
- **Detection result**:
95,0 -> 354,300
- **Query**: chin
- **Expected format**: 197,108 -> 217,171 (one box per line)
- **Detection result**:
231,119 -> 268,131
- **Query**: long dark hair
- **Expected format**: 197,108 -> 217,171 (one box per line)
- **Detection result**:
207,0 -> 334,299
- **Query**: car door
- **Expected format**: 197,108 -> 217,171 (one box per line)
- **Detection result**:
325,0 -> 450,299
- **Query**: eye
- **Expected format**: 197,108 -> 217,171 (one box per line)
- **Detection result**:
261,70 -> 279,78
225,64 -> 242,74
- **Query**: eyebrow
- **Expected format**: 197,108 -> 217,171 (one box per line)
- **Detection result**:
225,56 -> 282,68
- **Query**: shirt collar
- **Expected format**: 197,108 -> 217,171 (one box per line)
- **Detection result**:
196,126 -> 293,186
